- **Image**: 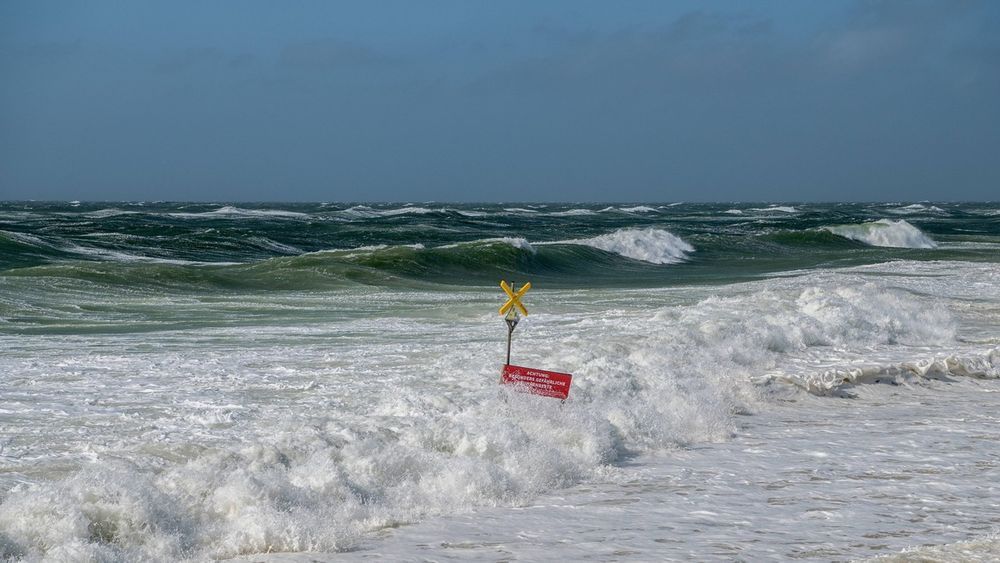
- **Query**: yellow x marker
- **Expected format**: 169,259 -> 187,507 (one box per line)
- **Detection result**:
499,280 -> 531,317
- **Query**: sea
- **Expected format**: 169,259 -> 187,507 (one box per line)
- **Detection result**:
1,201 -> 998,562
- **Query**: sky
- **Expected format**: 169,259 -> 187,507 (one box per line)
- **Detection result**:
1,0 -> 998,202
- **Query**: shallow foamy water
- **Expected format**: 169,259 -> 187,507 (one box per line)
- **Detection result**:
324,381 -> 1000,561
2,259 -> 999,561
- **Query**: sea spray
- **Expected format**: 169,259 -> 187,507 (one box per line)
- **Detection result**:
0,267 -> 976,559
2,203 -> 1000,560
823,219 -> 937,248
544,228 -> 695,265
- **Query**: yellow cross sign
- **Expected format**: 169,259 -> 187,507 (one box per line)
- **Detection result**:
499,280 -> 531,317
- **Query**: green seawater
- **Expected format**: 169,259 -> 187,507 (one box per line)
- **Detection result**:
1,201 -> 997,334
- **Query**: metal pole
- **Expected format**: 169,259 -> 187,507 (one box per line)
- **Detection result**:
503,281 -> 520,366
506,322 -> 513,365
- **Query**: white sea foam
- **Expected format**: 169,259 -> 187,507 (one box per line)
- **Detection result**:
452,209 -> 490,217
0,231 -> 233,265
863,533 -> 1000,562
249,237 -> 302,255
311,243 -> 426,259
82,208 -> 139,219
885,203 -> 946,215
761,348 -> 999,394
546,228 -> 694,264
723,208 -> 743,215
375,206 -> 436,217
438,237 -> 535,253
0,230 -> 56,250
339,205 -> 377,217
546,209 -> 596,217
749,205 -> 798,213
1,262 -> 998,560
823,219 -> 937,248
594,205 -> 657,213
170,206 -> 310,219
502,208 -> 538,214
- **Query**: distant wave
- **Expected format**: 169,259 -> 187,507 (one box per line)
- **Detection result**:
596,206 -> 659,214
822,219 -> 937,249
1,232 -> 693,291
749,206 -> 798,213
884,203 -> 946,215
82,208 -> 141,219
375,206 -> 436,217
546,228 -> 694,265
438,237 -> 535,253
620,206 -> 658,213
169,206 -> 310,219
546,209 -> 597,217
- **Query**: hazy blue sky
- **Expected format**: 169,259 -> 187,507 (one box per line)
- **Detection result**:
1,1 -> 998,201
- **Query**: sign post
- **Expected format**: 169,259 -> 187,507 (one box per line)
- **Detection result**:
499,280 -> 530,365
496,280 -> 573,400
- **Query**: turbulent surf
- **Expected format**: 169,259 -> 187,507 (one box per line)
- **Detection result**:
1,202 -> 999,561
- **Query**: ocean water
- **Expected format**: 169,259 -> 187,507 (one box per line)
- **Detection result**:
0,202 -> 998,562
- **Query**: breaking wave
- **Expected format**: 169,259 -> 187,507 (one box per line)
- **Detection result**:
0,274 -> 970,560
169,206 -> 310,219
1,231 -> 697,291
762,348 -> 1000,395
823,219 -> 937,249
884,203 -> 946,215
749,206 -> 798,213
547,228 -> 694,265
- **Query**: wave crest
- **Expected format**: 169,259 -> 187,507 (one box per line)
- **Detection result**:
557,228 -> 694,264
764,348 -> 1000,394
823,219 -> 937,249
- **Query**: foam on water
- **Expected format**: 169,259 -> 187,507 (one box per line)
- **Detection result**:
823,219 -> 937,248
546,228 -> 694,264
545,209 -> 596,217
865,534 -> 1000,562
438,237 -> 535,253
885,203 -> 947,215
81,208 -> 140,219
749,205 -> 798,213
4,261 -> 996,560
169,207 -> 310,220
374,206 -> 436,217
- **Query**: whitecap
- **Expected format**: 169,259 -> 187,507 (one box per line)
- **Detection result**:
545,228 -> 694,264
823,219 -> 937,249
749,206 -> 798,213
546,209 -> 597,217
376,206 -> 436,217
438,237 -> 535,253
886,203 -> 946,215
169,206 -> 309,219
452,209 -> 490,217
83,208 -> 139,219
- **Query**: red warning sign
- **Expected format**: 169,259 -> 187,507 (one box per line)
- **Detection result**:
501,364 -> 573,400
